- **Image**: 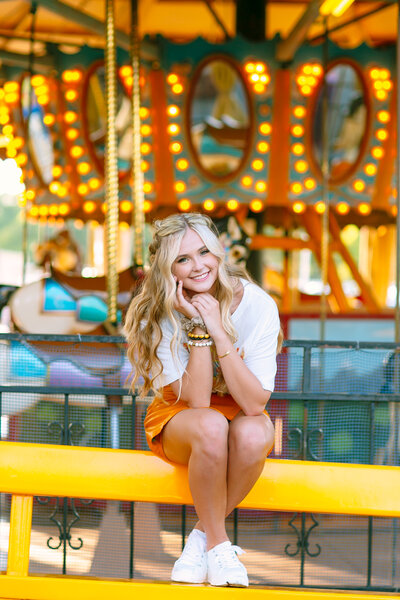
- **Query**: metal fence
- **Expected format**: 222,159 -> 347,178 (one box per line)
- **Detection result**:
0,333 -> 399,590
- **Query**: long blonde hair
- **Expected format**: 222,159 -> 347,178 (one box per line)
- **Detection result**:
124,212 -> 248,397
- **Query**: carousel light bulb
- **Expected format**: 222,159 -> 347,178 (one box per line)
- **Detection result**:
254,83 -> 266,94
178,199 -> 191,211
257,142 -> 270,153
244,62 -> 255,73
353,179 -> 366,192
89,177 -> 101,190
143,200 -> 153,212
372,146 -> 384,159
336,202 -> 350,215
64,111 -> 78,124
250,199 -> 264,212
170,142 -> 182,154
292,143 -> 305,155
167,73 -> 179,85
140,107 -> 150,119
255,181 -> 267,193
143,181 -> 153,193
259,122 -> 272,135
291,182 -> 303,195
77,162 -> 90,175
203,199 -> 215,211
168,124 -> 180,135
291,125 -> 304,137
78,183 -> 89,196
227,199 -> 239,211
70,145 -> 84,158
119,65 -> 132,78
59,203 -> 70,215
176,158 -> 189,170
295,160 -> 308,173
140,143 -> 152,155
304,178 -> 316,190
252,159 -> 264,171
292,201 -> 306,214
65,89 -> 78,102
376,129 -> 388,141
31,75 -> 45,87
52,165 -> 63,178
358,202 -> 371,215
293,106 -> 306,118
167,105 -> 180,117
83,200 -> 96,213
364,163 -> 377,176
66,128 -> 79,141
315,201 -> 326,214
377,110 -> 390,123
43,114 -> 56,126
120,200 -> 132,213
175,181 -> 186,193
172,83 -> 184,94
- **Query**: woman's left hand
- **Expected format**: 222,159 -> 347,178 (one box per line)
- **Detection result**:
190,293 -> 225,339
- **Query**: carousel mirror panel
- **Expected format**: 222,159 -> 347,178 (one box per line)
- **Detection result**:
187,56 -> 252,181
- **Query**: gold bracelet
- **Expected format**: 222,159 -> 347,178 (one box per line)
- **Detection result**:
218,350 -> 231,359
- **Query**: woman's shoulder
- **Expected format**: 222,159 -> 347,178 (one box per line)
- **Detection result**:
240,278 -> 278,311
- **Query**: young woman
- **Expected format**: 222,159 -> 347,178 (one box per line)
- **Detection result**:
125,212 -> 281,587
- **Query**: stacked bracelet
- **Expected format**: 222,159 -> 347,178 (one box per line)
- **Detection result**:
188,332 -> 211,340
187,339 -> 213,347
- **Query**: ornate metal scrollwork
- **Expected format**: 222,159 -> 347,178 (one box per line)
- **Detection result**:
287,426 -> 324,461
285,513 -> 321,558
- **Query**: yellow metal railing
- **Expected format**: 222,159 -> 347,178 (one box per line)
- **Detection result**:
0,441 -> 399,600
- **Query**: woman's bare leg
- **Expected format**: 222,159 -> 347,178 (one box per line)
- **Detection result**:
162,408 -> 230,550
194,412 -> 274,530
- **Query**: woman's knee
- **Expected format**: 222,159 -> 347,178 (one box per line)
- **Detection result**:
229,416 -> 274,462
191,409 -> 229,459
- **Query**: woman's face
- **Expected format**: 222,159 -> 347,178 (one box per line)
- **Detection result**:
171,228 -> 219,296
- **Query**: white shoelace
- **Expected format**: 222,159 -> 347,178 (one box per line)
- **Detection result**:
214,544 -> 245,568
179,537 -> 205,565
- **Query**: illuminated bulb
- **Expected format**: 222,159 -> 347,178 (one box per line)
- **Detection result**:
178,199 -> 191,211
294,160 -> 308,173
250,199 -> 264,212
376,90 -> 388,101
4,93 -> 18,104
141,124 -> 152,136
143,200 -> 153,212
255,181 -> 267,193
250,74 -> 260,83
293,106 -> 306,118
49,205 -> 59,216
31,75 -> 45,87
57,186 -> 67,198
353,179 -> 366,192
13,137 -> 23,149
65,90 -> 78,102
369,68 -> 380,80
376,129 -> 388,141
64,111 -> 78,124
255,63 -> 265,73
140,107 -> 150,119
37,95 -> 50,106
244,62 -> 255,73
257,142 -> 269,153
49,181 -> 60,194
227,199 -> 239,211
101,202 -> 107,213
364,163 -> 377,176
167,105 -> 180,117
203,199 -> 215,211
252,159 -> 264,171
38,205 -> 49,217
25,189 -> 36,201
301,86 -> 312,96
259,122 -> 272,135
168,124 -> 180,135
175,181 -> 186,193
141,160 -> 150,171
88,178 -> 101,190
391,205 -> 398,217
176,158 -> 189,170
291,125 -> 304,137
4,81 -> 19,93
241,176 -> 252,187
172,83 -> 183,94
358,202 -> 371,215
120,200 -> 132,213
43,114 -> 55,126
70,145 -> 84,158
304,178 -> 316,190
119,65 -> 132,78
170,142 -> 182,153
292,201 -> 306,214
143,182 -> 153,193
2,125 -> 13,135
291,182 -> 303,194
260,74 -> 270,84
77,162 -> 90,175
372,146 -> 384,159
30,206 -> 39,217
52,166 -> 63,178
78,183 -> 89,195
66,128 -> 79,140
312,65 -> 323,76
59,204 -> 70,215
377,110 -> 390,123
315,201 -> 326,214
83,201 -> 96,213
336,202 -> 350,215
253,83 -> 266,94
167,73 -> 179,85
16,153 -> 28,166
292,143 -> 305,156
141,143 -> 151,154
380,68 -> 390,79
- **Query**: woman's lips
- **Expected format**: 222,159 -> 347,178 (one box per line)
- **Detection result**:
191,271 -> 210,281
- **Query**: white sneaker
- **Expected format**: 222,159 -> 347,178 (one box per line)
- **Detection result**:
207,541 -> 249,587
171,529 -> 207,584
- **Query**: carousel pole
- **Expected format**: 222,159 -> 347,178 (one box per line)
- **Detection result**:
319,18 -> 330,342
395,0 -> 400,343
130,0 -> 145,267
104,0 -> 119,325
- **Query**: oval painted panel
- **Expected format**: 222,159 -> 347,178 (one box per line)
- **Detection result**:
311,62 -> 369,183
187,57 -> 252,181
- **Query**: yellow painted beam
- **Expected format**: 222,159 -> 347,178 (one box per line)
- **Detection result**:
6,495 -> 33,576
1,442 -> 400,517
0,575 -> 398,600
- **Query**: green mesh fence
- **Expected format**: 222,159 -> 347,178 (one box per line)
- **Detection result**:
0,334 -> 399,589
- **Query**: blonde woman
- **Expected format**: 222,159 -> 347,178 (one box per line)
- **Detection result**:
125,213 -> 281,587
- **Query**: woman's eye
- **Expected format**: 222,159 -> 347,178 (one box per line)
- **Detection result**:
176,257 -> 188,264
200,248 -> 209,255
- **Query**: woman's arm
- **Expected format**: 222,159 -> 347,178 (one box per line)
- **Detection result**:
191,292 -> 276,416
169,281 -> 213,407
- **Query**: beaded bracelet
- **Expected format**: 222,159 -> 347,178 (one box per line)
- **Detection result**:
187,332 -> 211,340
187,339 -> 213,347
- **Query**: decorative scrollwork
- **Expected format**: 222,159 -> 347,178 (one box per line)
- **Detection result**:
306,428 -> 324,461
285,513 -> 321,558
35,496 -> 94,551
287,426 -> 324,461
287,427 -> 303,459
47,421 -> 85,445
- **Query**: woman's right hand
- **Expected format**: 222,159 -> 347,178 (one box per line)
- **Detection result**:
174,280 -> 200,318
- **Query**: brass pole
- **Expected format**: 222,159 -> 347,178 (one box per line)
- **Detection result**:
395,0 -> 400,343
105,0 -> 119,323
131,0 -> 145,267
320,18 -> 329,342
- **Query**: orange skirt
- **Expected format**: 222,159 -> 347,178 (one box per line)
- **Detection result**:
144,385 -> 268,461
